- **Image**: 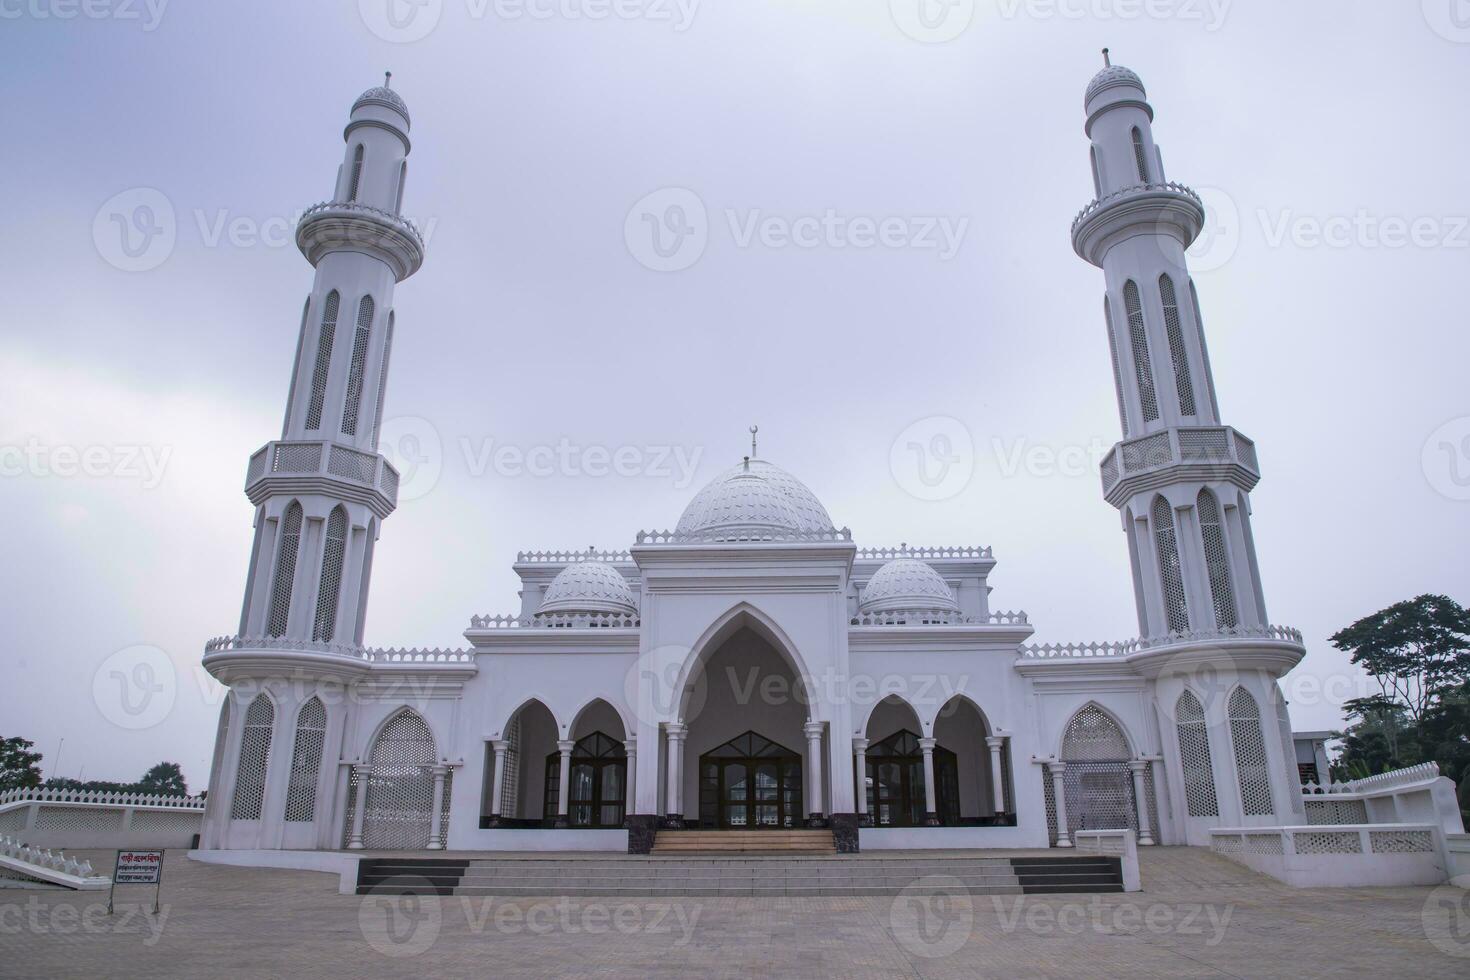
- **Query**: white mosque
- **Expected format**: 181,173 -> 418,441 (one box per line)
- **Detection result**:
198,59 -> 1317,856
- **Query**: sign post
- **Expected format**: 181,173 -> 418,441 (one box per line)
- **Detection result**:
109,849 -> 165,915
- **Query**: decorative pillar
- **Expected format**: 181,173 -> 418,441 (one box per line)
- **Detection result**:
918,737 -> 940,826
623,739 -> 637,826
346,763 -> 368,849
428,764 -> 448,849
852,738 -> 870,827
1128,760 -> 1155,845
1050,761 -> 1072,847
804,720 -> 827,828
986,736 -> 1007,817
554,740 -> 574,829
662,723 -> 686,829
488,740 -> 508,827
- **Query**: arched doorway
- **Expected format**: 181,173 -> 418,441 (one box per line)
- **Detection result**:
545,732 -> 627,828
698,731 -> 804,829
933,695 -> 1011,826
484,699 -> 559,827
359,709 -> 439,850
1045,703 -> 1157,844
865,730 -> 958,827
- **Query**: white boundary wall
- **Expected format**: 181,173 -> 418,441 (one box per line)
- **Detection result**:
1210,823 -> 1448,888
0,790 -> 205,850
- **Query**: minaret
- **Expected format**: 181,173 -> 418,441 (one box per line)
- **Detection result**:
1072,53 -> 1268,638
236,75 -> 425,648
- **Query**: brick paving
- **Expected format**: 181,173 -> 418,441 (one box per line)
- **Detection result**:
1,847 -> 1466,978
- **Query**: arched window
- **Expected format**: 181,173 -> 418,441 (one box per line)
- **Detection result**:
1104,296 -> 1129,437
543,732 -> 627,828
284,697 -> 327,822
1132,127 -> 1149,182
312,507 -> 348,642
340,295 -> 374,436
394,161 -> 407,215
1174,690 -> 1218,817
1228,687 -> 1274,816
1159,275 -> 1196,416
1123,281 -> 1160,423
230,695 -> 275,820
358,710 -> 439,849
1197,490 -> 1238,628
347,145 -> 364,202
304,290 -> 339,431
371,312 -> 395,448
266,502 -> 303,637
1151,496 -> 1190,632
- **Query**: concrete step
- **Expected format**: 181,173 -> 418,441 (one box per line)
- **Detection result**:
451,884 -> 1026,897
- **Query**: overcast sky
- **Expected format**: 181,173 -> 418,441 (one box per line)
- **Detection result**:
3,1 -> 1468,790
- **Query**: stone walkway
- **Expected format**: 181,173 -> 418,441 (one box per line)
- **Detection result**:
1,847 -> 1467,978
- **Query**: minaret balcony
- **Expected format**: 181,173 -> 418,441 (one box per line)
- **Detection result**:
245,439 -> 399,518
1100,425 -> 1259,507
1070,181 -> 1205,267
296,200 -> 425,281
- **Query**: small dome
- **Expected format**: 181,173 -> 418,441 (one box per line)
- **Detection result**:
675,459 -> 835,539
859,558 -> 958,615
1086,64 -> 1145,105
353,84 -> 410,126
537,560 -> 636,617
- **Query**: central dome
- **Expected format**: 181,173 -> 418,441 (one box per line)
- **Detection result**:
675,459 -> 835,540
537,560 -> 637,617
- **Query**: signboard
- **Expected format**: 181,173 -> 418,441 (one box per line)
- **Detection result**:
114,850 -> 164,884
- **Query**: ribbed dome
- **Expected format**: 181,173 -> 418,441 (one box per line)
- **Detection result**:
353,85 -> 410,126
1086,64 -> 1144,105
675,459 -> 835,539
859,558 -> 958,615
537,560 -> 636,617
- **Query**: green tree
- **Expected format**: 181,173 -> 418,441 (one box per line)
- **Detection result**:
137,762 -> 187,796
0,736 -> 43,792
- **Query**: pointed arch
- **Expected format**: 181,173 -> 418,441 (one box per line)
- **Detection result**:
1174,689 -> 1219,817
671,602 -> 816,723
1123,280 -> 1160,423
1132,127 -> 1149,182
1151,495 -> 1190,632
312,506 -> 348,642
347,144 -> 365,201
1228,686 -> 1274,816
861,693 -> 923,741
341,295 -> 374,436
1048,701 -> 1154,843
360,708 -> 439,849
1197,489 -> 1238,628
1159,274 -> 1196,416
568,696 -> 630,742
1057,701 -> 1135,761
230,693 -> 275,820
496,698 -> 559,823
284,696 -> 327,822
266,501 -> 304,637
304,290 -> 339,431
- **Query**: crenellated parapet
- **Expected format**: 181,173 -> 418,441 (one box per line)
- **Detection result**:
296,199 -> 425,281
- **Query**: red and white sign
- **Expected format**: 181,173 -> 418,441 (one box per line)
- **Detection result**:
114,850 -> 164,884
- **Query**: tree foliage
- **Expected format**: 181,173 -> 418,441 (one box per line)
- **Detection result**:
43,761 -> 189,797
0,736 -> 43,792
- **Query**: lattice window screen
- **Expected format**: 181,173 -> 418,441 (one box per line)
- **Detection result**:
1197,490 -> 1238,628
500,716 -> 522,819
305,291 -> 339,430
1151,496 -> 1190,632
1175,690 -> 1219,817
1159,275 -> 1196,416
371,313 -> 395,448
312,508 -> 348,642
1123,281 -> 1160,423
1132,127 -> 1149,182
230,696 -> 275,820
1104,296 -> 1130,437
284,697 -> 327,822
362,710 -> 438,850
348,145 -> 364,201
340,296 -> 374,436
267,502 -> 303,638
1229,687 -> 1274,816
1048,705 -> 1154,841
1062,705 -> 1131,761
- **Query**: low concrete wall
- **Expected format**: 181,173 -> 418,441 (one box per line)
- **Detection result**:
450,829 -> 628,852
0,796 -> 203,851
859,825 -> 1047,850
1211,824 -> 1449,888
189,849 -> 362,895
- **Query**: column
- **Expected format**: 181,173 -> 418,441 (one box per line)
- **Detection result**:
554,740 -> 575,829
346,763 -> 368,849
918,737 -> 940,826
428,764 -> 448,849
804,720 -> 827,827
1128,760 -> 1155,845
986,736 -> 1007,817
1050,761 -> 1072,847
852,738 -> 870,826
488,740 -> 508,826
623,739 -> 637,826
663,723 -> 686,828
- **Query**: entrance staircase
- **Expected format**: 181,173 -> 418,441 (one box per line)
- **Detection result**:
651,829 -> 835,854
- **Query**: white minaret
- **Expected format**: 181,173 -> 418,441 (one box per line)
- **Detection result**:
1072,53 -> 1268,638
236,75 -> 425,648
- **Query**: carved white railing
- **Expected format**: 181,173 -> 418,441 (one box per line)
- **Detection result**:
469,613 -> 641,630
0,791 -> 204,854
1306,762 -> 1441,795
855,545 -> 993,561
1298,763 -> 1464,836
0,788 -> 204,811
635,527 -> 854,545
245,439 -> 400,507
1208,823 -> 1449,888
0,834 -> 108,889
1020,624 -> 1304,660
849,610 -> 1029,627
515,549 -> 633,564
298,199 -> 425,244
1071,180 -> 1202,232
1099,426 -> 1259,497
365,648 -> 475,664
204,635 -> 474,665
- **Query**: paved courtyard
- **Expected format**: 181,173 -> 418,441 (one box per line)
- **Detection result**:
2,847 -> 1468,978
